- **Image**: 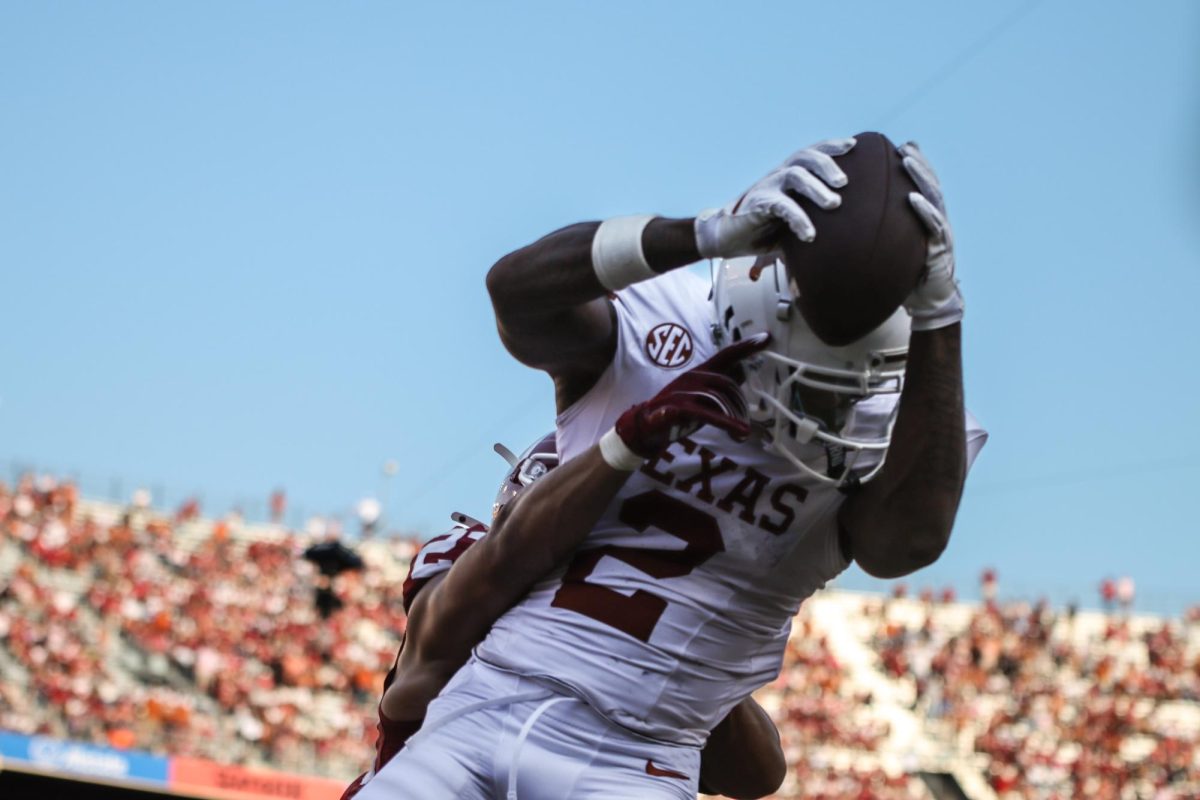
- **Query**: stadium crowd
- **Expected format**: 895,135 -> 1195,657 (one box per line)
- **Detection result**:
771,618 -> 890,752
870,577 -> 1200,799
762,617 -> 913,799
2,472 -> 1198,799
0,473 -> 413,777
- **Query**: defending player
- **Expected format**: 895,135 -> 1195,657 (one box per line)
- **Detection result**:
362,139 -> 987,798
346,337 -> 787,800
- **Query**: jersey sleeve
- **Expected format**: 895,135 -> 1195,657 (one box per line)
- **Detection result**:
965,408 -> 988,470
555,268 -> 717,463
400,522 -> 488,612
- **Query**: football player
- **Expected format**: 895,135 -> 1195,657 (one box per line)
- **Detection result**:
361,139 -> 987,799
346,337 -> 787,800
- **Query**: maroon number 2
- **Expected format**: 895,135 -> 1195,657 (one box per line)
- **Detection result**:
550,489 -> 724,642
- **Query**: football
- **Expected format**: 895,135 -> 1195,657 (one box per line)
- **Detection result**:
780,131 -> 927,346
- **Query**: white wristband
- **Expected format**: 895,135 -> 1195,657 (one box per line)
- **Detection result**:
693,208 -> 723,259
908,282 -> 964,331
591,215 -> 658,292
599,428 -> 643,471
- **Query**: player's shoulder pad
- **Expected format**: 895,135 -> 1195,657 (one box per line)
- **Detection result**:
400,516 -> 489,613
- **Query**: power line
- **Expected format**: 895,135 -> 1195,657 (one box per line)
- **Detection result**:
395,387 -> 547,513
875,0 -> 1049,128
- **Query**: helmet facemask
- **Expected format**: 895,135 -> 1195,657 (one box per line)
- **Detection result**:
713,257 -> 910,489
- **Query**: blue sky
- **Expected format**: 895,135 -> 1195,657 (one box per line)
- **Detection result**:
2,1 -> 1197,612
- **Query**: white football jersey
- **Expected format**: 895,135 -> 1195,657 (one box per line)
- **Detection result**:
477,268 -> 986,746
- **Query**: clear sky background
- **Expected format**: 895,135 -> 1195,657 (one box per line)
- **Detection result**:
2,1 -> 1197,612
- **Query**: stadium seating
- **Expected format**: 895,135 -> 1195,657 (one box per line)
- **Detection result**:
1,473 -> 1197,799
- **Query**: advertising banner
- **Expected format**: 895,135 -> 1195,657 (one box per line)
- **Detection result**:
0,730 -> 170,785
169,756 -> 346,800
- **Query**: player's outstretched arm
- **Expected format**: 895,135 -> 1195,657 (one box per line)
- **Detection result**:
486,140 -> 853,410
839,144 -> 967,579
384,337 -> 767,721
384,444 -> 630,720
699,697 -> 786,800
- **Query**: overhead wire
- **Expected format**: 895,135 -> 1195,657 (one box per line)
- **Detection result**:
396,386 -> 547,513
875,0 -> 1049,127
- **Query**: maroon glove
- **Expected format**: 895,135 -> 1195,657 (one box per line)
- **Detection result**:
600,333 -> 770,469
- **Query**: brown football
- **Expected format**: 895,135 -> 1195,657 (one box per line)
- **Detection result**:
780,131 -> 926,346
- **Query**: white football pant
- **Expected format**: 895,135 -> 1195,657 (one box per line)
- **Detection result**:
356,657 -> 700,800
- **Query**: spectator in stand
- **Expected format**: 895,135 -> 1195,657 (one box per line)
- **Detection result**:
1100,577 -> 1117,612
981,567 -> 997,605
176,497 -> 201,523
270,490 -> 286,525
1117,575 -> 1135,614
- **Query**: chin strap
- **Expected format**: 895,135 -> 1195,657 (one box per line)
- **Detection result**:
823,442 -> 847,481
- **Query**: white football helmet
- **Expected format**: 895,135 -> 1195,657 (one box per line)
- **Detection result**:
491,432 -> 558,519
712,256 -> 910,488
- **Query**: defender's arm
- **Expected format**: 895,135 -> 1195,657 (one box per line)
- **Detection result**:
386,445 -> 628,719
385,340 -> 766,720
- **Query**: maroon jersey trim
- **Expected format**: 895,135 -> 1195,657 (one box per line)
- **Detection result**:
400,522 -> 488,612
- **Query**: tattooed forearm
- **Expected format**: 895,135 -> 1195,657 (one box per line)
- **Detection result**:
839,323 -> 966,578
891,324 -> 966,494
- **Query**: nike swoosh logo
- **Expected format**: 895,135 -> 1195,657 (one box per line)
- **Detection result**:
645,759 -> 688,780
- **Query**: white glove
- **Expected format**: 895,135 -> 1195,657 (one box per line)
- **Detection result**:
900,142 -> 963,330
694,138 -> 856,259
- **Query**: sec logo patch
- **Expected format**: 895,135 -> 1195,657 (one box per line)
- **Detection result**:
645,323 -> 694,369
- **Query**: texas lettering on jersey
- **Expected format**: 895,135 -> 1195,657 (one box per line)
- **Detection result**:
638,437 -> 808,535
546,428 -> 828,649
